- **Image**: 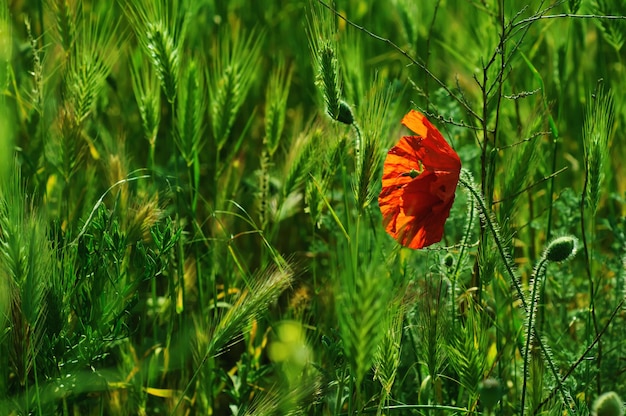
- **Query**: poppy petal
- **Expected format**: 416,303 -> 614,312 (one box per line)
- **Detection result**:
378,110 -> 461,249
401,110 -> 461,171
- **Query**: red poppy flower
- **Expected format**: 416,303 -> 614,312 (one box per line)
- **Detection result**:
378,110 -> 461,249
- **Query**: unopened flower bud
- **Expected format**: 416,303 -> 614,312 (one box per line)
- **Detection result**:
337,101 -> 354,125
592,391 -> 623,416
544,236 -> 578,263
443,253 -> 455,269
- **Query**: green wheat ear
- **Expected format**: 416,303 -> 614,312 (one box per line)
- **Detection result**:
65,5 -> 121,125
373,302 -> 404,400
307,2 -> 348,124
394,0 -> 419,49
24,18 -> 44,116
353,78 -> 393,214
264,60 -> 293,157
48,0 -> 78,52
129,49 -> 161,150
208,26 -> 264,152
258,60 -> 292,228
0,163 -> 52,386
583,85 -> 614,215
175,58 -> 205,165
175,263 -> 294,414
282,124 -> 317,200
590,1 -> 625,52
123,0 -> 187,104
447,298 -> 488,407
336,260 -> 391,388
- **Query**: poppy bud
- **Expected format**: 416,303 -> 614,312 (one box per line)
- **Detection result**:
592,391 -> 623,416
336,100 -> 354,125
443,253 -> 455,269
544,236 -> 578,263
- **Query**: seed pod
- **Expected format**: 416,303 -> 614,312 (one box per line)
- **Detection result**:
337,100 -> 354,125
544,236 -> 578,263
592,391 -> 623,416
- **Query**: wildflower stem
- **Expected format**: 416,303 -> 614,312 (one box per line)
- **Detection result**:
520,256 -> 549,416
452,189 -> 476,327
458,171 -> 526,310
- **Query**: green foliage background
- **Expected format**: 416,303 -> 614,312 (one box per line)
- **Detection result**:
1,0 -> 625,414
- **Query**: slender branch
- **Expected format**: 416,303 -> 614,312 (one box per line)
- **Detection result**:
492,167 -> 567,204
504,89 -> 540,100
496,131 -> 549,150
421,110 -> 491,131
514,13 -> 626,29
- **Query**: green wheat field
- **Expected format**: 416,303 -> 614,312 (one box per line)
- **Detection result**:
1,0 -> 626,414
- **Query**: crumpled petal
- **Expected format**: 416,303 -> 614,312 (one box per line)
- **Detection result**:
400,110 -> 461,171
378,110 -> 461,249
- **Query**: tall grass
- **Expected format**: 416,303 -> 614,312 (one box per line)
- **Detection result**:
1,0 -> 625,414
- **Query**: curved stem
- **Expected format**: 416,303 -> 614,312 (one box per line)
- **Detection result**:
520,257 -> 548,416
458,172 -> 526,310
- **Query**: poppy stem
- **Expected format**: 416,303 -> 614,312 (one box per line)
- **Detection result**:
457,171 -> 526,310
520,256 -> 549,416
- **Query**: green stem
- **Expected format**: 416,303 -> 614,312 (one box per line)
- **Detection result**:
32,343 -> 42,416
459,173 -> 525,310
191,151 -> 200,215
580,159 -> 601,394
452,188 -> 476,327
520,256 -> 548,416
334,367 -> 347,416
149,139 -> 156,173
